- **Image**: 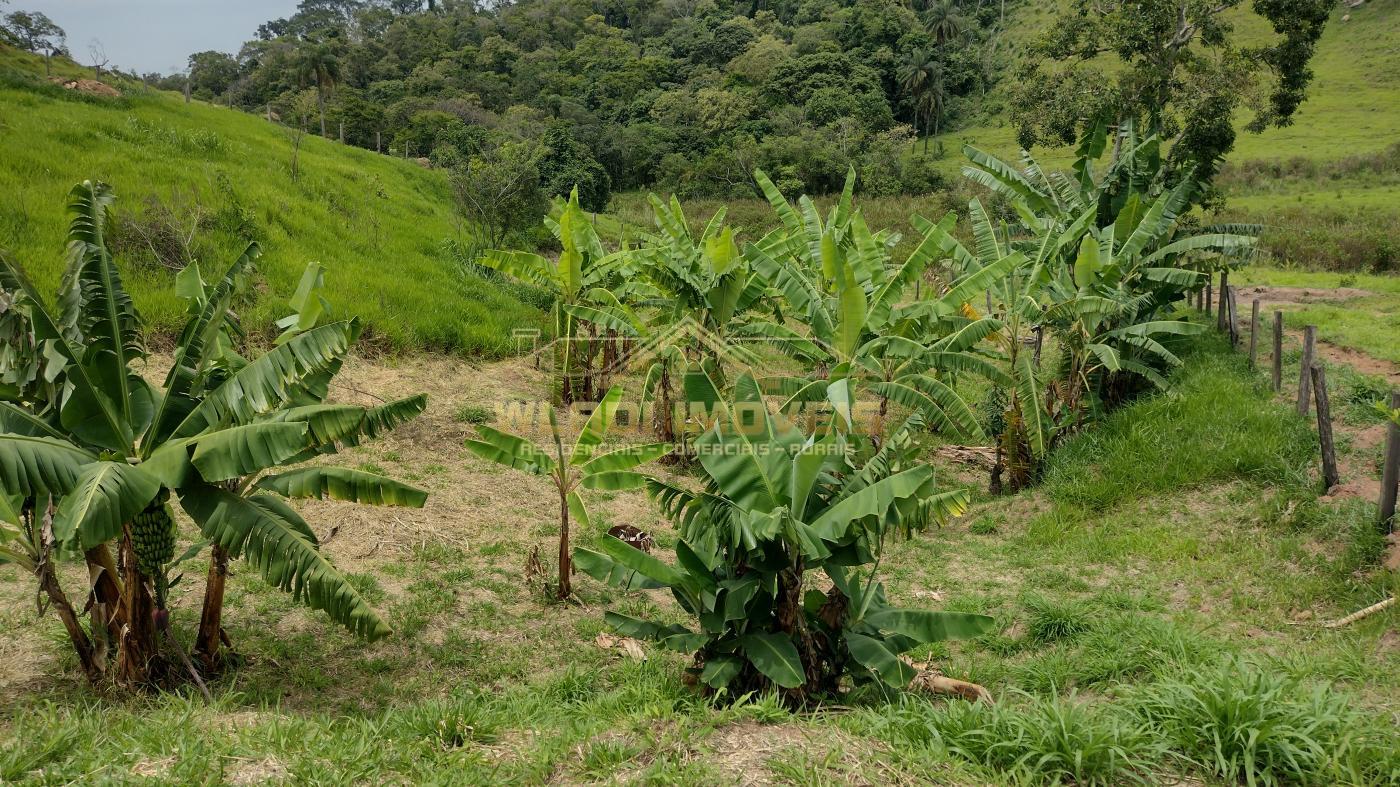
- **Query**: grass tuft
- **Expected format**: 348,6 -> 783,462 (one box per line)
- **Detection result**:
1130,658 -> 1400,786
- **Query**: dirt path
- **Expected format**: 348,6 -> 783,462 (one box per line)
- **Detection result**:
1234,284 -> 1400,384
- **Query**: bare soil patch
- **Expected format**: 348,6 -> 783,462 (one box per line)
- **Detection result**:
1236,285 -> 1374,309
47,77 -> 121,97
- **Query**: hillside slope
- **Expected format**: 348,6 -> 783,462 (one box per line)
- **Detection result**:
940,0 -> 1399,174
0,47 -> 547,356
925,0 -> 1400,271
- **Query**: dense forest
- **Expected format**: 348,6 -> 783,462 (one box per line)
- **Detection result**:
142,0 -> 1015,207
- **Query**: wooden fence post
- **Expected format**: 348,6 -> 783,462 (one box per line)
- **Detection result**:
1296,325 -> 1316,416
1248,299 -> 1260,369
1227,286 -> 1239,347
1310,364 -> 1339,490
376,130 -> 382,154
1217,270 -> 1229,331
1380,391 -> 1400,533
339,122 -> 345,144
1272,311 -> 1283,392
1206,281 -> 1213,321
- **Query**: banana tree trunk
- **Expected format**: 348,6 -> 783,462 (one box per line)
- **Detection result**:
85,543 -> 125,644
581,323 -> 598,404
115,528 -> 163,687
554,304 -> 575,406
556,489 -> 572,599
84,545 -> 121,667
655,362 -> 679,463
195,544 -> 231,671
37,503 -> 102,683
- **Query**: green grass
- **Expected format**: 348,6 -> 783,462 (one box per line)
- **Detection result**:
1235,265 -> 1400,365
2,337 -> 1396,784
1043,337 -> 1315,511
0,46 -> 548,356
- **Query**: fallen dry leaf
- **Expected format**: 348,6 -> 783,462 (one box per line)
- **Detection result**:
595,632 -> 647,661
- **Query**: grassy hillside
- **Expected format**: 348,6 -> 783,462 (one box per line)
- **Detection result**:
945,0 -> 1399,166
0,46 -> 548,357
918,0 -> 1400,272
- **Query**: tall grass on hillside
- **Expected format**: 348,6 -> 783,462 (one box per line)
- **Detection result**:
0,53 -> 547,356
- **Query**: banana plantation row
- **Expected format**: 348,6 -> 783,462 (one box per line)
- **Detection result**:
0,122 -> 1253,703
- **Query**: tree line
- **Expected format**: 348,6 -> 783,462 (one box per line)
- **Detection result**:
144,0 -> 1016,207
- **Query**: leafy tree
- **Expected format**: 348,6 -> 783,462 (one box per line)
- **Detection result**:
187,51 -> 240,101
450,140 -> 548,251
538,125 -> 612,212
1010,0 -> 1334,191
1,9 -> 65,74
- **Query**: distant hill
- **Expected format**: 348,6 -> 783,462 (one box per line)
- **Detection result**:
0,46 -> 548,357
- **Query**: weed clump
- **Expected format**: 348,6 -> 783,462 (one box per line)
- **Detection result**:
1129,658 -> 1400,786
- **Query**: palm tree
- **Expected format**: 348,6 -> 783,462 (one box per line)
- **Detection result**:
295,43 -> 341,138
919,69 -> 949,141
900,52 -> 947,151
897,47 -> 937,143
923,0 -> 966,45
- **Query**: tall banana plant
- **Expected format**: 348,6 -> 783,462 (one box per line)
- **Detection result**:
0,181 -> 427,688
962,128 -> 1256,401
746,189 -> 1015,444
478,188 -> 636,405
465,385 -> 669,599
564,195 -> 799,447
575,372 -> 992,703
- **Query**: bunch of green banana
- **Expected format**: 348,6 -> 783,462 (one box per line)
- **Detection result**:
130,499 -> 175,578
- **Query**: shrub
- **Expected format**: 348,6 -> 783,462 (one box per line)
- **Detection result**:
454,404 -> 494,425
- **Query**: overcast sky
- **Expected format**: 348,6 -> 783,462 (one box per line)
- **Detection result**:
22,1 -> 297,75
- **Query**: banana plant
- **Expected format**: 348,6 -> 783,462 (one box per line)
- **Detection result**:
746,195 -> 1016,444
0,181 -> 428,688
575,372 -> 993,703
961,117 -> 1165,238
957,130 -> 1256,440
465,385 -> 669,599
478,188 -> 635,405
564,195 -> 805,447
